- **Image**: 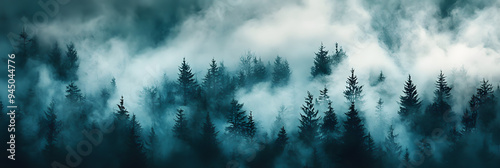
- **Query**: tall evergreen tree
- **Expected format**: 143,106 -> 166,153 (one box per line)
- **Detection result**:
63,42 -> 79,81
173,108 -> 189,141
298,92 -> 320,145
339,103 -> 370,168
199,112 -> 220,165
42,101 -> 61,162
318,87 -> 330,103
203,59 -> 221,97
377,71 -> 386,84
398,75 -> 421,122
252,57 -> 268,83
421,71 -> 454,135
126,114 -> 146,167
14,29 -> 32,68
116,96 -> 130,119
384,125 -> 402,159
65,82 -> 83,103
320,101 -> 338,139
344,68 -> 364,105
475,79 -> 496,128
226,99 -> 247,136
331,43 -> 347,68
275,126 -> 289,150
245,111 -> 257,138
311,43 -> 331,78
271,56 -> 291,87
177,58 -> 198,105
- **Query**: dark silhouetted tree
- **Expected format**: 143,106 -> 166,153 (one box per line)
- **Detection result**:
271,56 -> 291,87
203,59 -> 221,97
331,43 -> 347,68
420,71 -> 454,135
398,75 -> 421,122
199,112 -> 220,165
226,99 -> 247,136
311,43 -> 331,78
116,96 -> 130,119
126,114 -> 146,167
252,57 -> 268,83
63,42 -> 79,81
298,92 -> 320,145
275,126 -> 288,150
173,108 -> 189,141
245,111 -> 256,138
65,82 -> 83,103
42,101 -> 61,162
146,127 -> 159,167
320,101 -> 338,140
177,58 -> 198,105
344,69 -> 364,105
339,103 -> 371,168
384,125 -> 402,160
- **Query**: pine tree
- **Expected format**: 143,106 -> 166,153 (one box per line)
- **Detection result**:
245,111 -> 257,138
64,42 -> 79,81
252,57 -> 268,83
173,108 -> 189,141
434,71 -> 452,104
343,68 -> 364,105
65,82 -> 83,103
475,79 -> 496,128
275,126 -> 288,150
318,87 -> 330,103
339,102 -> 370,167
311,43 -> 331,78
421,71 -> 453,135
201,113 -> 218,145
42,101 -> 61,161
384,125 -> 402,159
177,58 -> 197,105
366,133 -> 377,156
126,114 -> 146,167
320,101 -> 338,139
376,98 -> 384,121
116,96 -> 130,119
271,56 -> 291,87
403,148 -> 411,165
199,112 -> 220,164
226,99 -> 247,136
331,43 -> 347,68
14,29 -> 32,68
398,75 -> 421,121
203,59 -> 220,97
298,92 -> 320,145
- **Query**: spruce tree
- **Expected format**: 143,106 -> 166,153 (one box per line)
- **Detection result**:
226,99 -> 247,136
318,87 -> 330,103
398,75 -> 421,122
116,96 -> 130,119
146,127 -> 159,167
65,82 -> 83,103
421,71 -> 453,135
203,59 -> 220,97
201,113 -> 218,145
339,103 -> 370,167
126,114 -> 146,167
64,42 -> 79,81
200,112 -> 220,164
298,92 -> 320,145
311,43 -> 331,78
384,125 -> 402,159
245,111 -> 257,138
377,71 -> 386,83
252,57 -> 268,83
331,43 -> 347,68
173,108 -> 189,141
275,126 -> 288,150
475,79 -> 496,128
42,101 -> 61,161
177,58 -> 197,105
271,56 -> 291,87
320,101 -> 338,139
344,68 -> 364,105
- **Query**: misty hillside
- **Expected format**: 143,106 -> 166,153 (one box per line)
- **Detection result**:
1,0 -> 500,168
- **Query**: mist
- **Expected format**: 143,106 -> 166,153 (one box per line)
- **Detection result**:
1,0 -> 499,167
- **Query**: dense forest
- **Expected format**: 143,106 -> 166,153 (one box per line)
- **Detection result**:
1,29 -> 499,168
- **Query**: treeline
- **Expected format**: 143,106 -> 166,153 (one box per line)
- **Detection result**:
1,30 -> 500,168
